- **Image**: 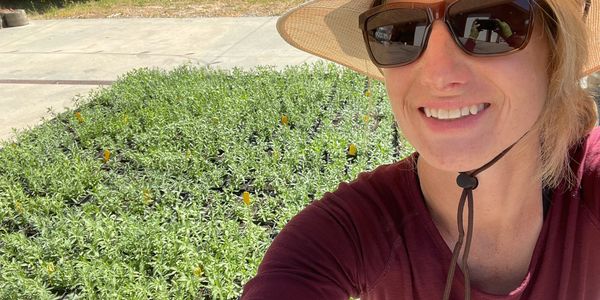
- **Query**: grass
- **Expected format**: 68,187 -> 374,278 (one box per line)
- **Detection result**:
0,63 -> 413,299
0,0 -> 307,19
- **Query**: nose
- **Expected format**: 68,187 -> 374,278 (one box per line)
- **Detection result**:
416,21 -> 473,93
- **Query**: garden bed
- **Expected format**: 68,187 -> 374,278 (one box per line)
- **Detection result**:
0,63 -> 412,299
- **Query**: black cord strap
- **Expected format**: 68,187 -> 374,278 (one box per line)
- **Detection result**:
441,139 -> 520,300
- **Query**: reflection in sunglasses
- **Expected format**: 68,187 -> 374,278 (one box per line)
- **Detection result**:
360,0 -> 534,67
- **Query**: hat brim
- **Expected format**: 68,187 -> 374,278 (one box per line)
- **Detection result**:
277,0 -> 600,81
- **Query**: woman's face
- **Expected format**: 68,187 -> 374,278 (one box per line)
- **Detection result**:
382,1 -> 549,172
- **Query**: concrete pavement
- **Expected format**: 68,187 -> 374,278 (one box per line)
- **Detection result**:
0,17 -> 322,142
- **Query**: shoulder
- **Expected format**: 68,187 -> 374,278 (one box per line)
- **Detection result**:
322,153 -> 420,228
586,126 -> 600,158
577,126 -> 600,179
304,154 -> 421,285
244,155 -> 421,298
574,126 -> 600,224
332,152 -> 419,202
583,126 -> 600,153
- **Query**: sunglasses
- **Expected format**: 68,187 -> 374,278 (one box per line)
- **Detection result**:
359,0 -> 537,68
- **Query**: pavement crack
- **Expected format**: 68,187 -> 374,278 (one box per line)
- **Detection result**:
0,79 -> 115,86
0,50 -> 203,62
207,16 -> 276,65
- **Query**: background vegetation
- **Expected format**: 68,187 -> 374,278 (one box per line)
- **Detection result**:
0,63 -> 412,298
0,0 -> 306,18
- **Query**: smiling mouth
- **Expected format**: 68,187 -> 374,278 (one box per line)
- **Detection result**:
420,104 -> 490,120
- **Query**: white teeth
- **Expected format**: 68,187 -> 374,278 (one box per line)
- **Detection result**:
461,106 -> 470,116
469,105 -> 479,115
448,108 -> 461,119
437,109 -> 449,119
425,107 -> 432,117
424,104 -> 487,120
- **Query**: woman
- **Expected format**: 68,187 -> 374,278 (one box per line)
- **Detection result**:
243,0 -> 600,299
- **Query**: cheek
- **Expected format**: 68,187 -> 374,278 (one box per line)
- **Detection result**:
383,69 -> 413,117
526,51 -> 549,112
497,41 -> 549,121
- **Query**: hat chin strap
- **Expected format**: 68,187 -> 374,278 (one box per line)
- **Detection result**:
441,131 -> 529,300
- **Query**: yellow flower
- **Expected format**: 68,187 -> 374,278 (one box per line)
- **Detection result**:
143,189 -> 153,205
103,149 -> 111,163
365,90 -> 372,97
281,115 -> 289,126
193,266 -> 203,277
242,191 -> 251,206
363,115 -> 370,123
348,143 -> 357,157
46,262 -> 55,274
74,112 -> 84,123
14,201 -> 24,214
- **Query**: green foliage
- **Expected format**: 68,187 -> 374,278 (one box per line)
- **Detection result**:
1,0 -> 89,14
0,63 -> 412,299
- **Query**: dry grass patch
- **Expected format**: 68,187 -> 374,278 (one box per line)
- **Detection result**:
1,0 -> 307,19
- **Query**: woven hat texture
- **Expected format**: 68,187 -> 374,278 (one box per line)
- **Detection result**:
277,0 -> 600,81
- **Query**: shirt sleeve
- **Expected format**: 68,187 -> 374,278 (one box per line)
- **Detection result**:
241,194 -> 364,300
505,34 -> 524,48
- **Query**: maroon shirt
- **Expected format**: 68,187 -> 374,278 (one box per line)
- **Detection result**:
243,127 -> 600,299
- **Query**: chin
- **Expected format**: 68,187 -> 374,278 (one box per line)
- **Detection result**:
415,140 -> 500,173
425,155 -> 486,173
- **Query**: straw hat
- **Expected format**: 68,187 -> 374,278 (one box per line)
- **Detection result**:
277,0 -> 600,82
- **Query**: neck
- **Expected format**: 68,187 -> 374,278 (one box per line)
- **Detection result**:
417,134 -> 544,241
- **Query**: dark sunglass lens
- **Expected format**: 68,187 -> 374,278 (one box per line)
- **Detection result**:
447,0 -> 532,55
365,9 -> 429,66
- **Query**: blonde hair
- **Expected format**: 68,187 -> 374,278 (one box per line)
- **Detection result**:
535,0 -> 598,188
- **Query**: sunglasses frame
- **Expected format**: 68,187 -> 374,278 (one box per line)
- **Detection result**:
358,0 -> 537,68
